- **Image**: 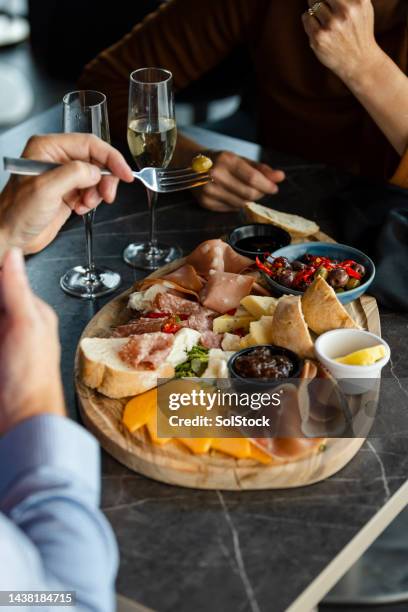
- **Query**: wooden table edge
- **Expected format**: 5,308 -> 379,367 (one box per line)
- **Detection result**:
287,480 -> 408,612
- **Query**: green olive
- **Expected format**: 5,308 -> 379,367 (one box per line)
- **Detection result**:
315,266 -> 329,281
346,278 -> 361,291
192,154 -> 213,173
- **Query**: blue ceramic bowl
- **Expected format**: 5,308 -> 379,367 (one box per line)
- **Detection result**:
263,242 -> 375,305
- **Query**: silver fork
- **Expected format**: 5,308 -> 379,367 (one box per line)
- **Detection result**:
3,157 -> 212,194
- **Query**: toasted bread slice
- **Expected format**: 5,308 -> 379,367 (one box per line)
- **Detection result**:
79,337 -> 175,399
245,202 -> 319,237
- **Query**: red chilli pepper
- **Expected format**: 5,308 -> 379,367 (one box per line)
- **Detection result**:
162,322 -> 181,334
343,266 -> 361,280
256,256 -> 273,276
145,311 -> 170,319
294,267 -> 315,286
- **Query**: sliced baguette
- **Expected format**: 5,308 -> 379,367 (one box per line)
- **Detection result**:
245,202 -> 319,237
79,337 -> 175,399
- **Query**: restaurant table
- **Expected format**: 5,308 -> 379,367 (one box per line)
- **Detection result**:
0,106 -> 407,612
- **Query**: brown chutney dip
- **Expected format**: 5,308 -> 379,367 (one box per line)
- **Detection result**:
234,347 -> 295,380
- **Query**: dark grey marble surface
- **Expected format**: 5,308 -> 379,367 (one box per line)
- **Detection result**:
1,108 -> 407,612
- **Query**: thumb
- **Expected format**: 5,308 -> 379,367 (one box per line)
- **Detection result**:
32,161 -> 101,204
0,248 -> 35,319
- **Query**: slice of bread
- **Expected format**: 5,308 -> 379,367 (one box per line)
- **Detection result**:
244,202 -> 319,237
79,337 -> 175,399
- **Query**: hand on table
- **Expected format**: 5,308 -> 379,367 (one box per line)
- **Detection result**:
193,150 -> 285,212
302,0 -> 381,84
0,133 -> 134,256
0,248 -> 65,435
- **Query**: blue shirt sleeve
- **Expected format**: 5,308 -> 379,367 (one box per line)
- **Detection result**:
0,415 -> 118,612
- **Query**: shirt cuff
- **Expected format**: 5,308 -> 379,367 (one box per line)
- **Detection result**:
0,415 -> 100,501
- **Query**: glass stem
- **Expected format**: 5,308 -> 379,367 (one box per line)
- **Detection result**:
147,188 -> 158,249
83,211 -> 96,276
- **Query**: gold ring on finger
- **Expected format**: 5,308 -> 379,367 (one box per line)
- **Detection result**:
308,2 -> 324,17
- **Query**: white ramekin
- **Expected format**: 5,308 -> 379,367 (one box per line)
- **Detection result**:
314,329 -> 391,395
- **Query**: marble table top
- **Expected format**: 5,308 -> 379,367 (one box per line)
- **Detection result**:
0,107 -> 407,612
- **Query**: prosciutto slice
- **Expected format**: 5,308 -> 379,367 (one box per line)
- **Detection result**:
186,239 -> 253,277
163,264 -> 204,292
118,332 -> 174,370
200,272 -> 255,314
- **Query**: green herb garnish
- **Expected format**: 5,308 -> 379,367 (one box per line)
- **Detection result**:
175,345 -> 209,378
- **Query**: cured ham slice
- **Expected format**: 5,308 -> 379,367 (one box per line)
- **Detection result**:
139,279 -> 200,301
200,272 -> 255,314
200,331 -> 223,349
163,264 -> 204,292
118,332 -> 174,370
186,239 -> 253,277
250,361 -> 327,461
184,309 -> 215,333
113,318 -> 167,337
154,292 -> 201,315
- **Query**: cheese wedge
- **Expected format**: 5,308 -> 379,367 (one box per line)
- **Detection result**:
240,316 -> 274,348
146,410 -> 171,446
179,438 -> 213,454
122,389 -> 156,433
249,316 -> 274,344
240,295 -> 278,319
213,310 -> 255,334
248,443 -> 273,465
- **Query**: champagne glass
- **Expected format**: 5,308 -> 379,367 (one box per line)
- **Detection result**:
60,90 -> 121,298
123,68 -> 182,270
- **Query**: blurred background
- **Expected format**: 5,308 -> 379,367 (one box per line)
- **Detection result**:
0,0 -> 254,135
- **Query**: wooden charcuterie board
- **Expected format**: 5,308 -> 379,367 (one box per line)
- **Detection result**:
75,249 -> 381,491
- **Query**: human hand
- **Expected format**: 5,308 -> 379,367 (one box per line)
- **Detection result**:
0,133 -> 134,255
302,0 -> 382,84
0,248 -> 65,435
193,151 -> 285,212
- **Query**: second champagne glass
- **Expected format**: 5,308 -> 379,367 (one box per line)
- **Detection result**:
60,90 -> 121,298
123,68 -> 182,270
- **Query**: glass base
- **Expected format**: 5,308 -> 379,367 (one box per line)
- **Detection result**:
123,242 -> 183,270
60,266 -> 121,299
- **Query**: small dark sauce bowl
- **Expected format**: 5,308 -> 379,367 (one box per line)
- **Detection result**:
228,224 -> 291,260
228,344 -> 303,392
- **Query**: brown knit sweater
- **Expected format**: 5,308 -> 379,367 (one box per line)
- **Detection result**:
80,0 -> 408,178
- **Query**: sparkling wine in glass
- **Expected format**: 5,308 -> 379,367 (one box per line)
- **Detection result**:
60,90 -> 121,298
123,68 -> 182,270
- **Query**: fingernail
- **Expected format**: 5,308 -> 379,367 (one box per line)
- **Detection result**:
8,247 -> 25,273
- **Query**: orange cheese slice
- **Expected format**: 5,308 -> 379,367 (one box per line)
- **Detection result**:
146,410 -> 171,446
248,442 -> 273,465
179,438 -> 213,455
122,389 -> 157,433
211,437 -> 252,459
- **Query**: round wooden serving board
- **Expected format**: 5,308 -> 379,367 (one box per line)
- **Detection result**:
75,255 -> 381,490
